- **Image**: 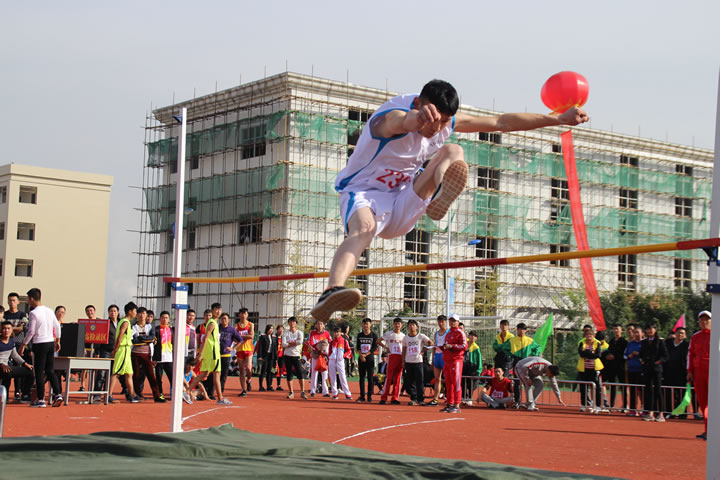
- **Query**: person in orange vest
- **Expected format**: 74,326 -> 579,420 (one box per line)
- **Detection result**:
688,311 -> 711,440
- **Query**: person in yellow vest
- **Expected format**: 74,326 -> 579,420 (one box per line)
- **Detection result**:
189,303 -> 232,406
108,302 -> 139,404
577,327 -> 604,412
492,319 -> 514,374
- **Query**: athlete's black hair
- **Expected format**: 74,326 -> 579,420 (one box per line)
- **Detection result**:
419,80 -> 459,116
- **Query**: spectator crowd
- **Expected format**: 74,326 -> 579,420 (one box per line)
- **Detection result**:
0,290 -> 711,440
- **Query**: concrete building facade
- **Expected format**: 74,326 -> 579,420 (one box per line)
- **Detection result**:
0,164 -> 113,321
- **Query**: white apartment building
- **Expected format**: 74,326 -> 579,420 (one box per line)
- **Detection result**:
138,72 -> 713,331
0,164 -> 112,320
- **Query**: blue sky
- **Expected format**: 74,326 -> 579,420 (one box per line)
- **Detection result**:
1,0 -> 718,309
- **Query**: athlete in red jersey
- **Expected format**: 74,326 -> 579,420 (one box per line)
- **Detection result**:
688,310 -> 711,440
307,320 -> 332,397
441,314 -> 467,413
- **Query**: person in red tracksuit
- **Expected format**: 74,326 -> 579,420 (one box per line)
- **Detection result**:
688,310 -> 711,440
441,313 -> 467,413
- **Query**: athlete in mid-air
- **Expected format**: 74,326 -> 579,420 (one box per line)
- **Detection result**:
311,79 -> 589,320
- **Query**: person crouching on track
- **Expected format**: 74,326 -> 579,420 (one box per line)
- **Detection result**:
481,367 -> 514,409
514,356 -> 565,411
440,314 -> 467,413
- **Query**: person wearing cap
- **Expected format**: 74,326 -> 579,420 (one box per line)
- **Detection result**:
688,310 -> 711,440
501,322 -> 541,403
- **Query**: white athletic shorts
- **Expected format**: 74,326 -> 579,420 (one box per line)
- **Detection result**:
339,186 -> 430,239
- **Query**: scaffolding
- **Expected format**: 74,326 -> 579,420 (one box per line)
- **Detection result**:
137,72 -> 714,331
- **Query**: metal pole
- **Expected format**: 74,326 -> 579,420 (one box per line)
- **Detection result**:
705,70 -> 720,480
170,108 -> 188,433
446,211 -> 451,317
0,384 -> 6,438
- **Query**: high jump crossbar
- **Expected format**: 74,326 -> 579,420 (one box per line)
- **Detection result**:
164,237 -> 720,284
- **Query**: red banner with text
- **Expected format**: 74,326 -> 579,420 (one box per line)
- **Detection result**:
77,318 -> 110,345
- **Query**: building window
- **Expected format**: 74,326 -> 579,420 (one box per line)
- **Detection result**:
552,143 -> 562,153
187,227 -> 196,249
550,244 -> 570,267
0,222 -> 4,240
551,178 -> 569,201
676,164 -> 693,176
0,186 -> 6,204
191,155 -> 200,170
618,254 -> 637,291
17,222 -> 35,241
404,228 -> 430,314
674,258 -> 692,289
15,259 -> 33,277
241,124 -> 266,159
348,108 -> 372,157
19,186 -> 37,204
355,249 -> 369,297
619,188 -> 638,209
477,168 -> 500,190
675,197 -> 693,217
479,132 -> 502,144
238,217 -> 262,244
475,237 -> 498,259
0,258 -> 3,276
620,155 -> 639,167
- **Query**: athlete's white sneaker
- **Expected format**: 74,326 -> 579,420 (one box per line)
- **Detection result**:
426,160 -> 468,220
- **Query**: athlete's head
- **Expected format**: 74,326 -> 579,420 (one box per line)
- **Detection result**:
546,365 -> 560,377
499,319 -> 509,331
494,367 -> 505,379
437,315 -> 447,328
516,323 -> 527,336
393,317 -> 403,333
468,331 -> 478,343
449,313 -> 460,328
362,317 -> 372,333
220,313 -> 231,328
315,320 -> 325,332
332,327 -> 341,338
419,80 -> 459,116
407,319 -> 419,335
698,310 -> 712,330
288,316 -> 298,330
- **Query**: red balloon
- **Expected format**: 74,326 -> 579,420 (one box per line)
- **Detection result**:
541,71 -> 589,114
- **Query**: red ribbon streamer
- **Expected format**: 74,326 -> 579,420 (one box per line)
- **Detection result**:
561,131 -> 607,331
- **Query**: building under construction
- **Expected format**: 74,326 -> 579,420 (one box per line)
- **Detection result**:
137,72 -> 713,330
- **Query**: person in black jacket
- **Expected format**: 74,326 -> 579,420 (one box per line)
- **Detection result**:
663,327 -> 689,417
639,322 -> 669,422
257,324 -> 277,391
601,324 -> 628,409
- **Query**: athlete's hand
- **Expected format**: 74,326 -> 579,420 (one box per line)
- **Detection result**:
406,103 -> 442,131
687,372 -> 694,383
557,106 -> 589,126
559,399 -> 567,407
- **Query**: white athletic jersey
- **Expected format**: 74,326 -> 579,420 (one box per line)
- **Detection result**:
434,329 -> 448,354
335,94 -> 455,194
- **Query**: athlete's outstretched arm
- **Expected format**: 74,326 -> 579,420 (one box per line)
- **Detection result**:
454,107 -> 588,134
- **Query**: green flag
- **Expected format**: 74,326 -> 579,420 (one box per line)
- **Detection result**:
534,313 -> 553,355
670,383 -> 693,416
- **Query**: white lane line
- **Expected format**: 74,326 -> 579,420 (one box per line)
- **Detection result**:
68,417 -> 100,420
332,417 -> 464,444
181,406 -> 245,424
